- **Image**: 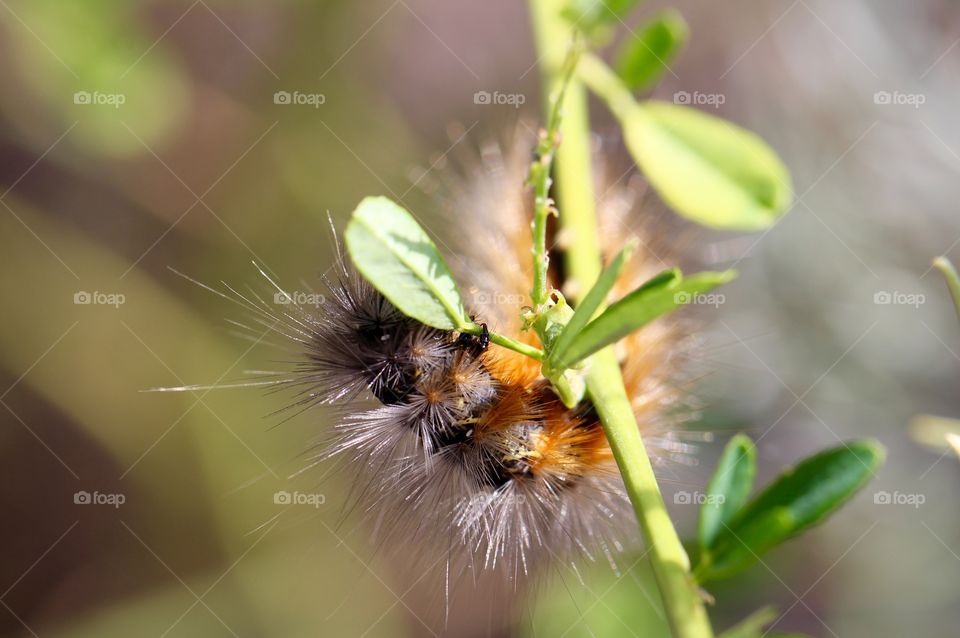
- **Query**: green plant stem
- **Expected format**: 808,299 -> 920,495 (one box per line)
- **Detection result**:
528,0 -> 601,296
577,52 -> 638,119
530,47 -> 578,307
489,333 -> 544,361
588,352 -> 712,637
462,323 -> 544,361
528,2 -> 714,636
530,158 -> 552,307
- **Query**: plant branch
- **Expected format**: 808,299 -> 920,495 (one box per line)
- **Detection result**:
462,322 -> 544,361
528,2 -> 714,636
531,44 -> 580,308
529,0 -> 602,297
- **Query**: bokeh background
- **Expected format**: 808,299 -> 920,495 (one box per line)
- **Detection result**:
1,1 -> 958,636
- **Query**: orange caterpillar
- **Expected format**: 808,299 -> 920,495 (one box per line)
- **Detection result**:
277,136 -> 700,582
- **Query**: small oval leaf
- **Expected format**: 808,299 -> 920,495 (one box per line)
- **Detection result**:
345,196 -> 469,331
696,440 -> 885,582
699,434 -> 756,551
622,101 -> 792,230
615,9 -> 689,92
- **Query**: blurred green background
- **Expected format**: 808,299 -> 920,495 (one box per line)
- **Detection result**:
1,1 -> 958,636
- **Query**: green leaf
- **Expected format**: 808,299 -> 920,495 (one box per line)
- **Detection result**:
345,196 -> 470,331
615,9 -> 688,92
551,269 -> 734,371
933,256 -> 960,321
546,240 -> 636,371
699,434 -> 756,551
696,440 -> 885,582
562,0 -> 642,33
717,606 -> 777,638
621,100 -> 792,230
717,604 -> 810,638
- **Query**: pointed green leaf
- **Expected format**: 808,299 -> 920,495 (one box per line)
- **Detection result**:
345,196 -> 470,331
547,241 -> 637,370
696,440 -> 885,582
717,606 -> 777,638
699,434 -> 756,551
621,100 -> 792,230
551,269 -> 734,370
562,0 -> 642,33
615,9 -> 689,92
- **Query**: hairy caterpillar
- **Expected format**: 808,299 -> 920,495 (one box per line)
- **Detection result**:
167,133 -> 703,592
